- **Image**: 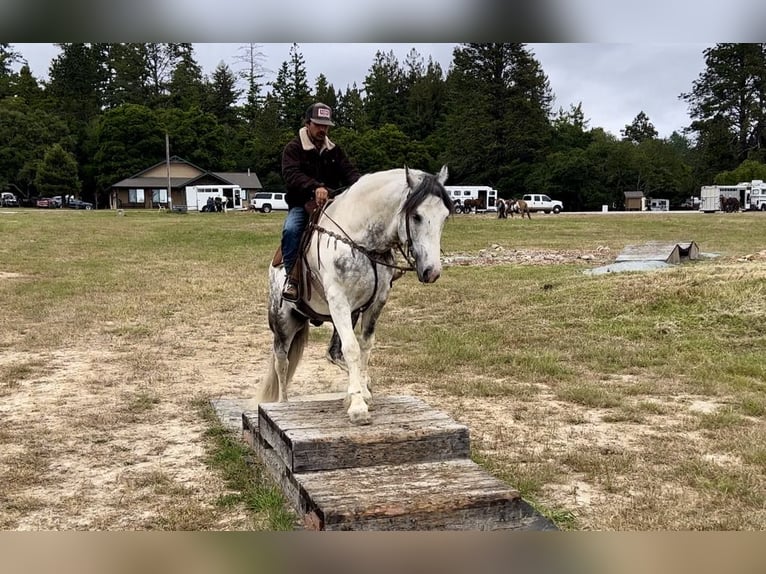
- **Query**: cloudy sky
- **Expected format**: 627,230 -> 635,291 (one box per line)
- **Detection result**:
13,43 -> 711,139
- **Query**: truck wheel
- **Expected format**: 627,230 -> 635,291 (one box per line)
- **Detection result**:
262,204 -> 272,213
553,206 -> 561,214
761,205 -> 766,211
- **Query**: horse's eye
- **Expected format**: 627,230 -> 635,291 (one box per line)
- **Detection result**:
412,214 -> 423,224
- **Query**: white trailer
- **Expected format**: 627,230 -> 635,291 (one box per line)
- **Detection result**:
749,180 -> 766,211
699,180 -> 766,212
184,184 -> 244,211
445,185 -> 499,213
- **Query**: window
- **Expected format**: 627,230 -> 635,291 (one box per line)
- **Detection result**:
152,188 -> 168,204
129,188 -> 145,204
275,194 -> 283,200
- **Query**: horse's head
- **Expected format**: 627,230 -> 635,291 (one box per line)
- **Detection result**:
401,165 -> 452,283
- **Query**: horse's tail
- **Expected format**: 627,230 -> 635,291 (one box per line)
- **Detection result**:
255,322 -> 310,404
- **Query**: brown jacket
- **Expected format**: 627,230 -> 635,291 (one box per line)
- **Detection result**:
281,127 -> 360,209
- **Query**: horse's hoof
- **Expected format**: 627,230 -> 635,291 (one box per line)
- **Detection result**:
349,409 -> 372,425
347,394 -> 371,425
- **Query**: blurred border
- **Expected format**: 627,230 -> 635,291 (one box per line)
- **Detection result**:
1,0 -> 763,42
1,532 -> 765,574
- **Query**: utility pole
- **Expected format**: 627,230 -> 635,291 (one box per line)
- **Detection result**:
166,132 -> 172,209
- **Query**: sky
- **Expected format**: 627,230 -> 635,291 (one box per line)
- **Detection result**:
12,43 -> 711,140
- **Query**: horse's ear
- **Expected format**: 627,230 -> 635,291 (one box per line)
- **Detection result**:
404,165 -> 416,190
437,165 -> 448,185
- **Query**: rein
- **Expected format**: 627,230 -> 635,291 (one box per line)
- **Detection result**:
310,202 -> 416,274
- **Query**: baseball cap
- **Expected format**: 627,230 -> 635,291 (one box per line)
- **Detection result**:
306,102 -> 335,126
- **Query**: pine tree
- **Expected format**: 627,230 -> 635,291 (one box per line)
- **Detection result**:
270,44 -> 312,131
621,111 -> 658,143
681,43 -> 766,162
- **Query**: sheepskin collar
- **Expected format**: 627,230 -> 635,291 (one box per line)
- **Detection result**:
299,126 -> 336,152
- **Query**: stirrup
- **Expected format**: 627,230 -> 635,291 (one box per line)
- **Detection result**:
282,279 -> 299,302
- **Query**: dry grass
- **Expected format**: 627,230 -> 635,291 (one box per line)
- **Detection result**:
1,208 -> 765,530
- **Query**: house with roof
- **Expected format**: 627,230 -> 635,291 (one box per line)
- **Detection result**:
109,156 -> 263,211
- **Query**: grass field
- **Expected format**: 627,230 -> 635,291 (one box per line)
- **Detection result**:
1,207 -> 765,530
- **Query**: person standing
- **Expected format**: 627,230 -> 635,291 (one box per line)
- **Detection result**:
280,102 -> 360,301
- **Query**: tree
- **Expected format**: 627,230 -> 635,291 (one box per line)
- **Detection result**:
681,43 -> 766,162
35,143 -> 81,199
91,104 -> 164,190
551,102 -> 592,151
233,43 -> 267,130
270,43 -> 312,130
0,43 -> 22,98
621,111 -> 658,143
206,62 -> 242,127
441,43 -> 553,191
0,99 -> 72,197
363,50 -> 406,129
167,45 -> 206,110
336,84 -> 366,131
714,158 -> 766,184
46,43 -> 107,129
402,52 -> 447,141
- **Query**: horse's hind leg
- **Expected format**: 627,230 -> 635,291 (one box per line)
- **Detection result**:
325,310 -> 359,371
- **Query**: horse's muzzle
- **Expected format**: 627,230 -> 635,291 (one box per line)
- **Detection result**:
419,266 -> 441,283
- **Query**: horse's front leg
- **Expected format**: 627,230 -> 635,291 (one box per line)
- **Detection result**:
357,300 -> 386,407
326,291 -> 370,425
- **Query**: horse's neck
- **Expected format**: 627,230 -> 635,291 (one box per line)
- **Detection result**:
324,189 -> 402,252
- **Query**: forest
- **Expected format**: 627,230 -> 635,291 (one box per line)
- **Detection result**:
2,42 -> 766,210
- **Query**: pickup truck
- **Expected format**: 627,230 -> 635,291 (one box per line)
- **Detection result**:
1,191 -> 19,207
522,194 -> 563,214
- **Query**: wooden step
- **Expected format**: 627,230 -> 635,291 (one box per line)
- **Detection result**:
248,395 -> 470,472
234,394 -> 557,531
297,458 -> 554,531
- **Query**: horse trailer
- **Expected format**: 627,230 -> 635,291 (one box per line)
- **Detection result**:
699,180 -> 766,212
445,185 -> 498,213
184,184 -> 244,211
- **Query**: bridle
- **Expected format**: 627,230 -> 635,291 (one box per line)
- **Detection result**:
308,197 -> 417,275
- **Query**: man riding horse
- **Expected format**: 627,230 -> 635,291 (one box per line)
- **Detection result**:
280,102 -> 360,302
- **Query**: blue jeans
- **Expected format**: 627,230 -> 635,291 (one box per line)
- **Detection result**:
281,206 -> 308,274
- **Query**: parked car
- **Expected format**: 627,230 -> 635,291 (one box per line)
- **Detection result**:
36,197 -> 55,208
1,191 -> 19,207
521,193 -> 564,214
250,191 -> 288,213
66,198 -> 94,210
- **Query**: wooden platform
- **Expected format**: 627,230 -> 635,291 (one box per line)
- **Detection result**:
214,394 -> 556,531
616,240 -> 699,264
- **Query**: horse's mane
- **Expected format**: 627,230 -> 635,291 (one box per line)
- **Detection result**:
400,171 -> 454,217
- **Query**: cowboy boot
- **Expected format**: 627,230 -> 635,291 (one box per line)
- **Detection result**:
282,265 -> 301,302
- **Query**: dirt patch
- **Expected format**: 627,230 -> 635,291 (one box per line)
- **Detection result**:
444,245 -> 612,267
1,250 -> 762,531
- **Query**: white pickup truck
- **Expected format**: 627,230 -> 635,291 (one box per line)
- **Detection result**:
1,192 -> 19,207
522,193 -> 563,214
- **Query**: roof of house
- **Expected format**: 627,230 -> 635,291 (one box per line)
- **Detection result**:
111,173 -> 232,189
110,156 -> 263,190
214,172 -> 263,189
624,191 -> 645,199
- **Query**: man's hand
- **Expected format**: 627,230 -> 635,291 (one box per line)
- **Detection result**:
315,186 -> 329,207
